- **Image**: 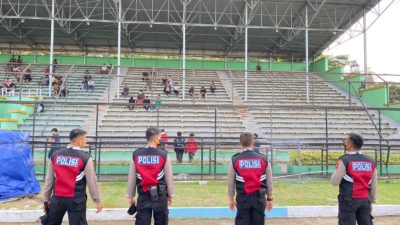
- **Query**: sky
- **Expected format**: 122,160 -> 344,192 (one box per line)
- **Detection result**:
323,0 -> 400,82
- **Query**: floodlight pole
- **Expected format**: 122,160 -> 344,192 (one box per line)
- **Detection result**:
305,4 -> 309,103
182,0 -> 187,100
117,0 -> 122,98
363,8 -> 368,87
49,0 -> 55,97
244,3 -> 248,102
182,24 -> 186,100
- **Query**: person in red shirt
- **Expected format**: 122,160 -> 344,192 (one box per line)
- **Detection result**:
184,133 -> 198,163
160,129 -> 168,150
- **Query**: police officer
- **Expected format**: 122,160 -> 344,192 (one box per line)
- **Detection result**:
127,127 -> 175,225
43,128 -> 103,225
331,133 -> 377,225
227,132 -> 273,225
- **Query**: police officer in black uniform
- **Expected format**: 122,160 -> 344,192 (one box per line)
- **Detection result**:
331,133 -> 377,225
43,128 -> 103,225
127,127 -> 175,225
227,132 -> 273,225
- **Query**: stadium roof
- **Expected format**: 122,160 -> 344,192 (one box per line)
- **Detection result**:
0,0 -> 385,59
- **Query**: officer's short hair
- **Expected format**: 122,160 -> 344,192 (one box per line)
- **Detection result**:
69,128 -> 87,141
240,132 -> 253,148
146,127 -> 160,141
51,128 -> 58,133
348,133 -> 364,150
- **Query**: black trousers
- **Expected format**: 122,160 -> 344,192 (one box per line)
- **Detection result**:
45,195 -> 87,225
235,193 -> 266,225
338,198 -> 373,225
175,150 -> 184,163
136,193 -> 168,225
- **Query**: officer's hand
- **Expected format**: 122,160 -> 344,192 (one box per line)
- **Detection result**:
43,201 -> 50,213
96,202 -> 103,213
266,201 -> 273,212
229,200 -> 236,211
129,198 -> 136,206
168,197 -> 173,206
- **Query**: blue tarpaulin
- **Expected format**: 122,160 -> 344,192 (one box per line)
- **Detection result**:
0,130 -> 40,201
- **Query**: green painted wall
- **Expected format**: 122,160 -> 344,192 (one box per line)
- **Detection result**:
311,57 -> 328,72
382,104 -> 400,123
320,67 -> 344,81
361,86 -> 388,107
0,53 -> 311,71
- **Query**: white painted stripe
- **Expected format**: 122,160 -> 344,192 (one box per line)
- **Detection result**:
137,173 -> 142,180
76,171 -> 85,181
343,175 -> 353,182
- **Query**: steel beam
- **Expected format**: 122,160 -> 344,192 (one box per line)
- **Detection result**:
49,0 -> 55,97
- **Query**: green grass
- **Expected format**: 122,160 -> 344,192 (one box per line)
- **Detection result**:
1,179 -> 399,210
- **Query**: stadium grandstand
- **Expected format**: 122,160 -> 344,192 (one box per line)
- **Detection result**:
0,0 -> 400,185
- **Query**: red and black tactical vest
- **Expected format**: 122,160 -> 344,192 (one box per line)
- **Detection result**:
51,147 -> 90,198
339,153 -> 376,199
133,147 -> 168,194
232,150 -> 269,195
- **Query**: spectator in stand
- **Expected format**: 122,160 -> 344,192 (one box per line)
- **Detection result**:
143,96 -> 151,111
44,66 -> 50,77
136,90 -> 145,105
39,75 -> 49,86
11,65 -> 21,82
128,97 -> 135,110
253,133 -> 261,154
47,128 -> 61,159
122,84 -> 129,98
153,94 -> 162,111
9,55 -> 16,63
160,129 -> 168,150
142,71 -> 149,81
185,133 -> 198,163
53,79 -> 60,96
100,64 -> 108,74
162,77 -> 168,86
23,68 -> 32,82
52,59 -> 58,73
174,132 -> 185,163
81,78 -> 88,91
210,81 -> 216,94
256,62 -> 261,71
189,86 -> 194,98
84,70 -> 92,80
164,84 -> 172,97
146,78 -> 152,91
200,86 -> 207,99
173,85 -> 180,96
87,79 -> 95,92
107,64 -> 112,72
17,55 -> 23,64
60,84 -> 68,97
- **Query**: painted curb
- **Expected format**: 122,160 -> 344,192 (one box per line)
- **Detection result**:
0,205 -> 399,222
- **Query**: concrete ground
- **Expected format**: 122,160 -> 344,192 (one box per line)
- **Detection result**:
3,217 -> 400,225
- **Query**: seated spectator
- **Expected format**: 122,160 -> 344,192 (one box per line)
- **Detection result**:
128,97 -> 135,110
173,85 -> 180,96
256,62 -> 261,71
136,90 -> 145,104
142,71 -> 149,81
81,78 -> 88,91
107,64 -> 112,72
44,66 -> 50,77
87,79 -> 95,92
12,65 -> 21,82
210,81 -> 216,93
9,55 -> 16,63
189,86 -> 194,98
143,96 -> 151,111
60,84 -> 68,97
23,69 -> 32,82
84,70 -> 92,80
164,84 -> 172,97
200,86 -> 207,99
185,133 -> 199,163
146,78 -> 152,91
100,64 -> 108,74
122,84 -> 129,98
161,77 -> 168,86
17,55 -> 23,64
39,75 -> 49,86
